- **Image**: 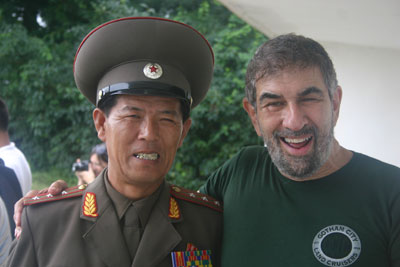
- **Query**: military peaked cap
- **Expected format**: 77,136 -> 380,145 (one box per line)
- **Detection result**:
73,17 -> 214,109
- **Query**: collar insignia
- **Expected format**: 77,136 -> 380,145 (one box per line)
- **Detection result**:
168,196 -> 181,219
82,192 -> 98,218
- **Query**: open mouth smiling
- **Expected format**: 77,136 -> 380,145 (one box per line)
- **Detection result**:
281,136 -> 312,149
134,153 -> 159,160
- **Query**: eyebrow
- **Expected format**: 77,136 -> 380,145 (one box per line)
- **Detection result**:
160,110 -> 179,117
121,106 -> 143,112
121,105 -> 179,117
258,86 -> 324,103
259,92 -> 282,103
298,86 -> 324,97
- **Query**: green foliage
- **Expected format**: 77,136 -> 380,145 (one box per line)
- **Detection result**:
0,20 -> 97,170
0,0 -> 267,190
164,1 -> 267,187
32,169 -> 76,191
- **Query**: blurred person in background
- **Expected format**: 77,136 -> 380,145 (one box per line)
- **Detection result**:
0,158 -> 22,238
0,196 -> 11,265
0,98 -> 32,195
74,143 -> 108,185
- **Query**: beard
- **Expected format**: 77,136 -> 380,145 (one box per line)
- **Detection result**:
262,119 -> 335,179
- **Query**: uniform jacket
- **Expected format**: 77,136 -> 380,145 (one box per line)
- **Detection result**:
5,171 -> 222,267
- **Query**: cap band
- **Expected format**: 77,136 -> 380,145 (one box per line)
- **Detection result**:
98,81 -> 192,107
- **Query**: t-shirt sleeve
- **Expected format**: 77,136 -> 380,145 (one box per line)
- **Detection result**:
199,148 -> 246,202
199,167 -> 226,202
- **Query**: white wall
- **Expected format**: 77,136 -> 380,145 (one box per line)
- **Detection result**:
322,42 -> 400,167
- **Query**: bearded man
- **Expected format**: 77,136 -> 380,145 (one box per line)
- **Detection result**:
200,34 -> 400,267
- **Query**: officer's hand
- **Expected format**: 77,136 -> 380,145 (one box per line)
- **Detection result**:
13,179 -> 69,239
48,179 -> 69,196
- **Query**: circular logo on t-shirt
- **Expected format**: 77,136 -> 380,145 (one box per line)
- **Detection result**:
312,225 -> 361,266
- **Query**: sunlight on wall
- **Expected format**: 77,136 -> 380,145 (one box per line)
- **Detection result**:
323,42 -> 400,167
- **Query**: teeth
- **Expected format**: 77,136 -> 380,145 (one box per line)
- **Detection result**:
135,153 -> 158,160
284,137 -> 311,144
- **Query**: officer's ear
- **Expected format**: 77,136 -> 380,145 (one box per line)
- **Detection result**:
93,108 -> 107,142
178,118 -> 192,148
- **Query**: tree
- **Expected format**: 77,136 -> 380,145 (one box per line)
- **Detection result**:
0,0 -> 267,189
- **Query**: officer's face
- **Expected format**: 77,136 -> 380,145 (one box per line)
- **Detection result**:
94,95 -> 191,197
244,67 -> 342,179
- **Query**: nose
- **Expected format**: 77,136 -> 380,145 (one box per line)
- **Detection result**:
138,118 -> 158,141
282,103 -> 307,131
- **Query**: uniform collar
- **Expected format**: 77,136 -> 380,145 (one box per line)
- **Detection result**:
104,174 -> 164,227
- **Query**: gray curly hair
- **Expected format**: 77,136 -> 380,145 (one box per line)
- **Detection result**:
245,34 -> 338,107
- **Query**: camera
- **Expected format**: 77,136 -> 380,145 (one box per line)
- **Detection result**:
72,160 -> 89,172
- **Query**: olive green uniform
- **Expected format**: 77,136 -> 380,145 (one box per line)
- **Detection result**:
6,170 -> 222,267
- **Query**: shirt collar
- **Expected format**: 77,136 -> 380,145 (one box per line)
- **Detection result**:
104,174 -> 163,227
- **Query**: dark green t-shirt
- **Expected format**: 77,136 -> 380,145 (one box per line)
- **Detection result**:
201,146 -> 400,267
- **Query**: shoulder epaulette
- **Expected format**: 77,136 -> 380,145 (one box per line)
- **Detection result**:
170,185 -> 223,212
24,184 -> 88,206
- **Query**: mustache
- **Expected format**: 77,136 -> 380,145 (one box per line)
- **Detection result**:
273,125 -> 316,138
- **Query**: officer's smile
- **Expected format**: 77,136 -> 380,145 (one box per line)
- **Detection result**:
134,152 -> 159,160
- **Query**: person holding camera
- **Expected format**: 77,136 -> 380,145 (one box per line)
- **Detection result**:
89,143 -> 108,177
73,143 -> 108,185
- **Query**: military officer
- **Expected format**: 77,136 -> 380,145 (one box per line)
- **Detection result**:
5,17 -> 222,267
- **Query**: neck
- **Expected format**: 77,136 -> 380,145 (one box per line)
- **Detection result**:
0,131 -> 10,148
284,139 -> 353,181
108,172 -> 163,201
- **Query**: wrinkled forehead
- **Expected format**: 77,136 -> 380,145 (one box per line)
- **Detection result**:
256,63 -> 322,83
255,66 -> 326,96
